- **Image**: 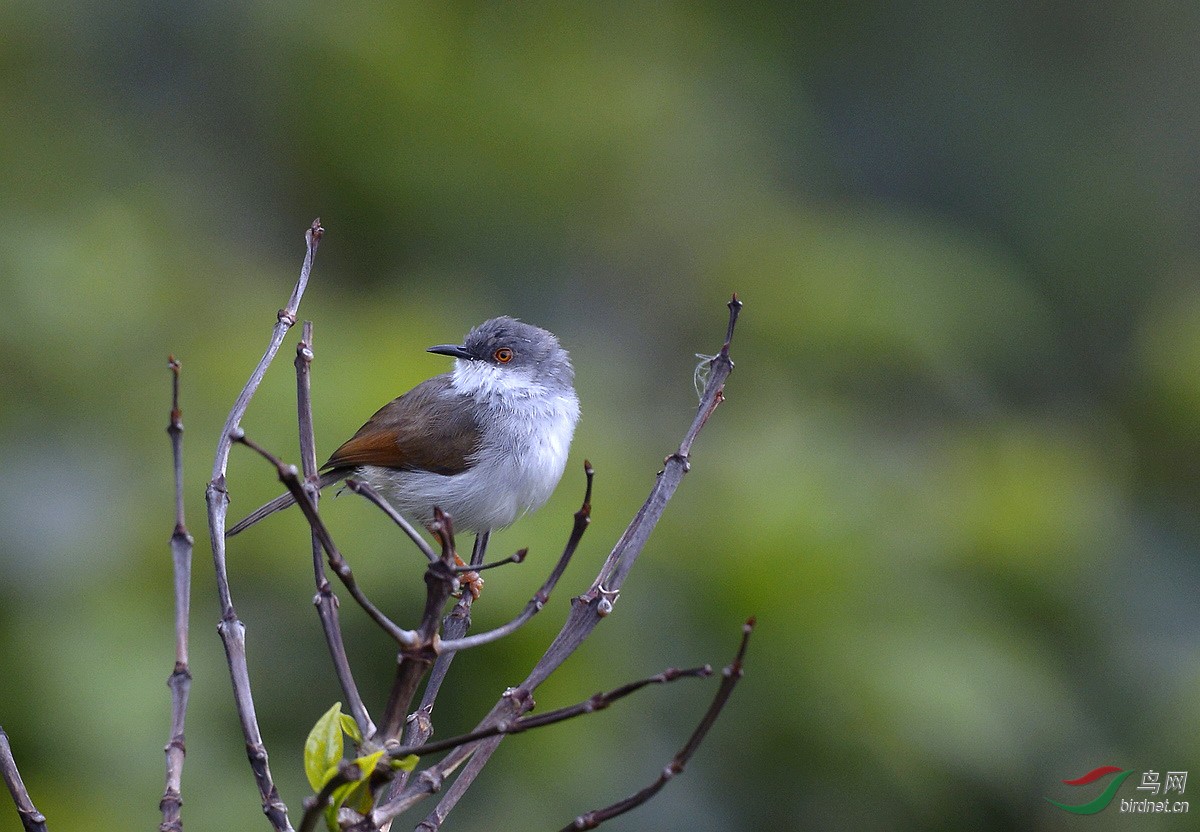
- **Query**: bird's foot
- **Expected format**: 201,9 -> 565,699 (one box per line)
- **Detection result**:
453,553 -> 484,600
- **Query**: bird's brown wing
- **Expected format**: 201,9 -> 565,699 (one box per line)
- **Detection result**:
322,375 -> 482,474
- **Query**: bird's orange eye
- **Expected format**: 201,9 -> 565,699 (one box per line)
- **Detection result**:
494,348 -> 513,363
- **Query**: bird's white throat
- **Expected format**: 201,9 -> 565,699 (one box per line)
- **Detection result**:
450,357 -> 553,402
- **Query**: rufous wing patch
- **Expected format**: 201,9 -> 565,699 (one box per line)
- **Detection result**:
323,375 -> 482,475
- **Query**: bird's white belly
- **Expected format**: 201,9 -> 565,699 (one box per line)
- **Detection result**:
361,394 -> 577,533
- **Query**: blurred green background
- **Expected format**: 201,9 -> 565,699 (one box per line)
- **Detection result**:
2,1 -> 1198,830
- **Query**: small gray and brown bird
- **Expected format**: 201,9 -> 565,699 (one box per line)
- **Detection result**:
227,317 -> 580,559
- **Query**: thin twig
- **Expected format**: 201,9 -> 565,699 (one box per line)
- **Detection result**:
0,728 -> 47,832
393,663 -> 711,760
378,294 -> 743,826
452,546 -> 524,573
161,357 -> 193,832
211,219 -> 323,487
344,479 -> 438,563
296,323 -> 376,739
206,219 -> 322,832
233,431 -> 418,649
561,618 -> 754,830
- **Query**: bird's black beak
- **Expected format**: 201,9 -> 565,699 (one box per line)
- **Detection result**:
427,343 -> 473,359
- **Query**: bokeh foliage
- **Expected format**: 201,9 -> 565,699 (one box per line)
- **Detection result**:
1,2 -> 1198,830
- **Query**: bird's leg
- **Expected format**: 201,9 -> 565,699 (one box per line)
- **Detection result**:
423,520 -> 485,599
453,531 -> 488,600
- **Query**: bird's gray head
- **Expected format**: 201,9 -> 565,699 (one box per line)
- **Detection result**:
428,317 -> 575,395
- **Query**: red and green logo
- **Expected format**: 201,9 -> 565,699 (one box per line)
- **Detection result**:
1046,766 -> 1133,814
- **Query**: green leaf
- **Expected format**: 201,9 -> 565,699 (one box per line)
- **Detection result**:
339,712 -> 364,745
324,774 -> 359,832
319,764 -> 340,789
350,749 -> 388,814
328,778 -> 361,813
304,702 -> 345,792
341,776 -> 375,815
322,748 -> 386,823
352,749 -> 387,777
390,754 -> 418,772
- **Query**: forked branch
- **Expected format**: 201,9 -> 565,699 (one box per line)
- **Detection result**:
561,618 -> 755,830
205,219 -> 323,832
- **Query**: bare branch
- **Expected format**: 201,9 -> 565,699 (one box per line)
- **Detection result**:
233,430 -> 418,649
206,220 -> 322,832
161,356 -> 193,832
596,293 -> 742,595
210,219 -> 322,487
168,356 -> 188,534
560,618 -> 755,831
391,663 -> 712,761
452,547 -> 525,573
296,323 -> 377,740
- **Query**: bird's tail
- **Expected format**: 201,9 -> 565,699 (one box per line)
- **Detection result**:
226,469 -> 350,537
